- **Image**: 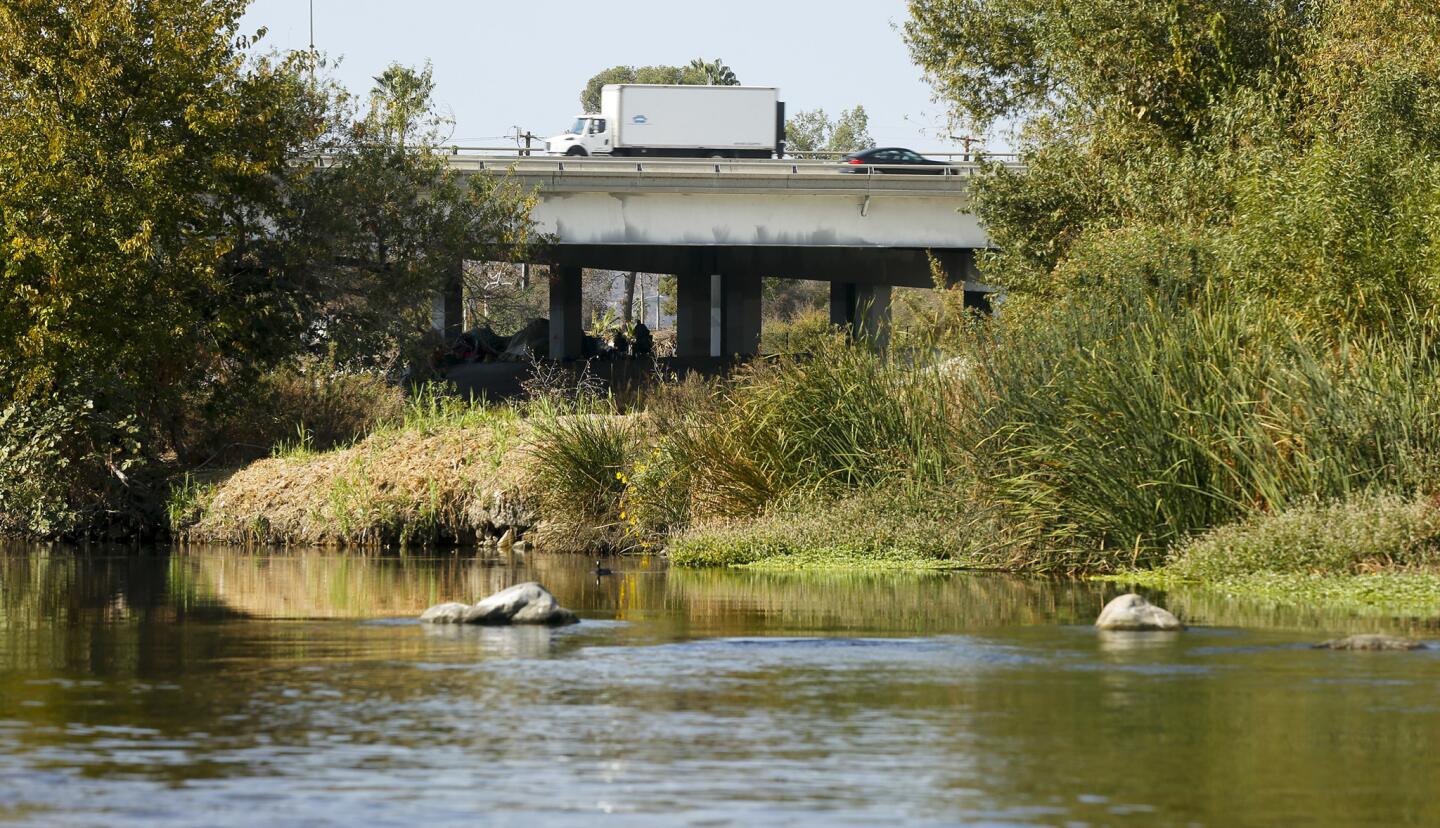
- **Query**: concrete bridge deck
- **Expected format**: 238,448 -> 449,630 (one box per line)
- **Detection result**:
440,155 -> 1008,358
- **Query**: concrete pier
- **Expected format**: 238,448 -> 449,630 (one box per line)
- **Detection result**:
675,272 -> 710,358
830,282 -> 892,347
548,265 -> 583,361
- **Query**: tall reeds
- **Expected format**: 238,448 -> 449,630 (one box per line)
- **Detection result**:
964,294 -> 1440,571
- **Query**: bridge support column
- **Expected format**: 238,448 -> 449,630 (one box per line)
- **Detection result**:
549,265 -> 583,361
675,273 -> 710,358
937,249 -> 995,313
432,260 -> 466,338
830,282 -> 891,348
719,273 -> 762,357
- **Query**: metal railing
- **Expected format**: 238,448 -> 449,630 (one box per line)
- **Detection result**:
441,144 -> 1021,163
440,154 -> 1024,179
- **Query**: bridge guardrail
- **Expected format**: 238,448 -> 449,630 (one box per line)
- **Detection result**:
441,144 -> 1020,162
438,155 -> 1024,179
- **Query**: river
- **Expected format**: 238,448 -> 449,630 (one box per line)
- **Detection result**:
2,544 -> 1437,826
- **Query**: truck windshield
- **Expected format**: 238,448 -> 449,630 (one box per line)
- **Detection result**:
567,118 -> 587,135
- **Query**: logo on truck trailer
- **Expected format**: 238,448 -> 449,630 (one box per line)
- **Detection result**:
631,115 -> 649,124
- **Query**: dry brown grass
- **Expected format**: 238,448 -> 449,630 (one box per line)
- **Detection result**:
184,417 -> 532,547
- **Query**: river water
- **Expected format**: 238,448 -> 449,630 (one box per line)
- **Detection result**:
2,545 -> 1439,826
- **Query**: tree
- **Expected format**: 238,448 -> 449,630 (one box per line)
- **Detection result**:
580,59 -> 740,112
687,58 -> 739,86
0,3 -> 540,535
0,0 -> 324,533
282,62 -> 539,371
785,106 -> 874,155
902,0 -> 1440,332
904,0 -> 1301,141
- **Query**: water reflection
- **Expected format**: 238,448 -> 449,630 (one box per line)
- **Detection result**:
3,544 -> 1440,826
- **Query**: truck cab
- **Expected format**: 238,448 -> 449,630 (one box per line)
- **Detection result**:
547,115 -> 611,156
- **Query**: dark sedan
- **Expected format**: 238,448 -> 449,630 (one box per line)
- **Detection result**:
841,147 -> 952,174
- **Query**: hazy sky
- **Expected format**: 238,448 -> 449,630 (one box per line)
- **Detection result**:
237,0 -> 977,151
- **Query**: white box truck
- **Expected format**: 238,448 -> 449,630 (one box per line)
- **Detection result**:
546,84 -> 785,158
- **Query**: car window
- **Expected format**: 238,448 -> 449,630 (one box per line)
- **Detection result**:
899,150 -> 926,162
874,150 -> 899,161
591,119 -> 607,134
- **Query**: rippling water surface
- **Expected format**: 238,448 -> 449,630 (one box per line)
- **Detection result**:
2,545 -> 1439,826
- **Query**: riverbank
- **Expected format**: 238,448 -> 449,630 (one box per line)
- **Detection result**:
1101,494 -> 1440,616
174,401 -> 534,548
169,295 -> 1440,622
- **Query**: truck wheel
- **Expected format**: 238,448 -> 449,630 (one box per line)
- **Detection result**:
567,147 -> 588,157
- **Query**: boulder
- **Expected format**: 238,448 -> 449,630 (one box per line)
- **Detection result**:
1314,634 -> 1424,651
1095,593 -> 1184,631
419,583 -> 578,626
418,602 -> 471,624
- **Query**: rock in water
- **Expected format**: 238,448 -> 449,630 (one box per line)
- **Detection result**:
1315,634 -> 1424,651
419,584 -> 578,626
1095,593 -> 1184,631
464,582 -> 577,625
418,602 -> 471,624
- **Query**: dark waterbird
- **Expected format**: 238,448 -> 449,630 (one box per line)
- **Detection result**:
593,560 -> 614,577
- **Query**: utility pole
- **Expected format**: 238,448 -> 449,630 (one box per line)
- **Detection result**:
309,0 -> 315,53
512,127 -> 539,157
949,135 -> 979,162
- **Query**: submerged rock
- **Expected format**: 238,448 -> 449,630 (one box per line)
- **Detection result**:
1314,634 -> 1424,651
418,602 -> 471,624
419,583 -> 578,627
1095,593 -> 1184,631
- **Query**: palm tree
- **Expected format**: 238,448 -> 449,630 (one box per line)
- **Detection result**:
687,58 -> 739,86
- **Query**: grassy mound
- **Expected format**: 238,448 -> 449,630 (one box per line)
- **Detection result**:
1109,494 -> 1440,615
1167,494 -> 1440,580
667,488 -> 1004,572
178,408 -> 528,547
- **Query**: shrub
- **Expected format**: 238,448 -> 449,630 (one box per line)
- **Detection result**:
759,307 -> 833,354
1166,494 -> 1440,579
182,359 -> 404,464
528,410 -> 636,549
0,385 -> 152,538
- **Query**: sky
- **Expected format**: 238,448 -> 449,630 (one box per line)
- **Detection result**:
237,0 -> 981,152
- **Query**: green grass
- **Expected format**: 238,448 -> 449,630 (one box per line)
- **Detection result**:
667,487 -> 1004,571
1101,493 -> 1440,616
1110,570 -> 1440,619
164,474 -> 218,534
397,382 -> 503,434
1165,494 -> 1440,579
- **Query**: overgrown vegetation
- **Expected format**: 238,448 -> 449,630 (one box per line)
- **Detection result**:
0,1 -> 537,538
19,0 -> 1440,604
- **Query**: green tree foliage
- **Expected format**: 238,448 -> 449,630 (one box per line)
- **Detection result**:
0,2 -> 538,536
283,62 -> 538,370
785,106 -> 875,155
0,0 -> 316,407
904,0 -> 1440,332
579,59 -> 740,112
687,57 -> 739,86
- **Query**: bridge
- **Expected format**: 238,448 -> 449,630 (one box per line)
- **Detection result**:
443,154 -> 1009,358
